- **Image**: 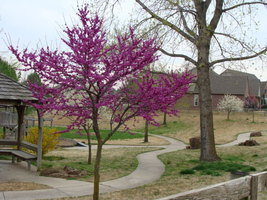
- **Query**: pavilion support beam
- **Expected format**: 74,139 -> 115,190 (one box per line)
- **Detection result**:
36,109 -> 43,170
16,105 -> 25,151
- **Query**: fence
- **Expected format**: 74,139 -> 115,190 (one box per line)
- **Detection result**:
157,171 -> 267,200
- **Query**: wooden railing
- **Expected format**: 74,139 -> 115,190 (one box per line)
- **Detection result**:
157,171 -> 267,200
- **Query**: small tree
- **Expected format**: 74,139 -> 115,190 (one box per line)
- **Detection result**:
10,5 -> 193,200
218,95 -> 244,120
23,72 -> 42,86
245,95 -> 259,123
0,58 -> 19,81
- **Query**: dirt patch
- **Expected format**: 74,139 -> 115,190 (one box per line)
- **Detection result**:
0,182 -> 51,192
40,166 -> 88,178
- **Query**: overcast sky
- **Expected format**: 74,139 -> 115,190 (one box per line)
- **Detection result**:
0,0 -> 266,80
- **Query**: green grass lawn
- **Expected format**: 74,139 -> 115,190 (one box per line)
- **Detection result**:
92,144 -> 267,200
50,143 -> 267,200
52,127 -> 144,140
41,147 -> 160,182
138,121 -> 189,135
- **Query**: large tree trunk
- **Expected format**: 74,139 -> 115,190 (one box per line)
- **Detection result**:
93,143 -> 103,200
197,62 -> 220,162
196,0 -> 220,161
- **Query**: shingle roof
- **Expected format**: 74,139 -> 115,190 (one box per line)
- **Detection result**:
210,76 -> 261,95
0,73 -> 37,102
220,69 -> 258,80
189,69 -> 261,96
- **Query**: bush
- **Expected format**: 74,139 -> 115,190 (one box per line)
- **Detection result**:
24,127 -> 59,155
200,170 -> 221,176
180,169 -> 195,175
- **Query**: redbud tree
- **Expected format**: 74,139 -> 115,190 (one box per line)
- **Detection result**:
10,4 -> 193,200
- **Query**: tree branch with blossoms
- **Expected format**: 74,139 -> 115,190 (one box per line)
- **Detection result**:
9,4 -> 193,200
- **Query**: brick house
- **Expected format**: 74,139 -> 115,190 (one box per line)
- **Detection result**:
183,69 -> 265,109
261,81 -> 267,106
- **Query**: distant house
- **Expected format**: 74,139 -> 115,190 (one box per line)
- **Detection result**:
184,68 -> 265,109
261,81 -> 267,106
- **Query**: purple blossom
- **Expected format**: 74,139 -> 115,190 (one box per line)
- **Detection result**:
10,4 -> 193,138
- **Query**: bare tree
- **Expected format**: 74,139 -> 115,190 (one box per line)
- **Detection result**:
101,0 -> 267,161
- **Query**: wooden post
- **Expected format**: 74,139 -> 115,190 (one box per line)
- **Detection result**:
251,175 -> 258,200
36,109 -> 43,170
16,105 -> 25,151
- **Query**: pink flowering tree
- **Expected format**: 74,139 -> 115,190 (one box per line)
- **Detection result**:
10,4 -> 193,200
124,70 -> 192,142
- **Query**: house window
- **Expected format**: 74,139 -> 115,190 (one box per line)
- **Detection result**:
194,95 -> 199,106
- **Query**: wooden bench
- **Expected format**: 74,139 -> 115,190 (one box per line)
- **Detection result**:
0,149 -> 37,170
0,140 -> 38,170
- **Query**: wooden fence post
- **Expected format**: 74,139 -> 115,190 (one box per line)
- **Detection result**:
251,175 -> 258,200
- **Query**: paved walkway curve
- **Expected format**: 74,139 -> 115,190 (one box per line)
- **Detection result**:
0,133 -> 250,200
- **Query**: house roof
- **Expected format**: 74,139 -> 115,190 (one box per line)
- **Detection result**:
220,69 -> 258,80
189,69 -> 261,96
188,68 -> 219,77
0,73 -> 37,105
210,76 -> 261,95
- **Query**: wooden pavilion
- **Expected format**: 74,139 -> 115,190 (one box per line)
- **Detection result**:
0,73 -> 43,169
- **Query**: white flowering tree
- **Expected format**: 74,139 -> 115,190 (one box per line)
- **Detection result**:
217,95 -> 244,120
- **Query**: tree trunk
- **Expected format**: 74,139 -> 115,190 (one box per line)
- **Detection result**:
36,109 -> 43,170
227,111 -> 230,120
163,112 -> 167,126
86,132 -> 92,164
144,120 -> 149,143
93,143 -> 103,200
193,0 -> 221,162
197,65 -> 220,161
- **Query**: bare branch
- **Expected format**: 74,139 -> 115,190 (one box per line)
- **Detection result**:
135,0 -> 196,44
159,48 -> 197,65
214,32 -> 254,52
210,47 -> 267,66
223,1 -> 267,12
209,0 -> 223,33
212,34 -> 225,58
102,105 -> 131,144
205,0 -> 212,9
177,5 -> 197,38
133,16 -> 153,30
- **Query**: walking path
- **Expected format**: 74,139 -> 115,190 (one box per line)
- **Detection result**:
0,133 -> 251,200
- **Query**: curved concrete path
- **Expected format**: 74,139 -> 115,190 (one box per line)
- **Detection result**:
0,133 -> 250,200
217,132 -> 251,147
